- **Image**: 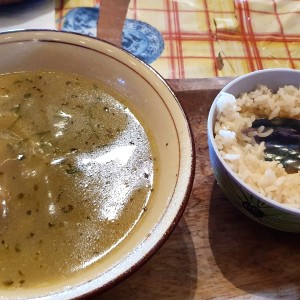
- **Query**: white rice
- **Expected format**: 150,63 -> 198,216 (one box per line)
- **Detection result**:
214,85 -> 300,208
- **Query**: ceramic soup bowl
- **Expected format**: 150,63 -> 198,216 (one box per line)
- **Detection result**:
0,30 -> 195,299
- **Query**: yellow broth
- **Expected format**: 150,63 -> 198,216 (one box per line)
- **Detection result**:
0,71 -> 155,288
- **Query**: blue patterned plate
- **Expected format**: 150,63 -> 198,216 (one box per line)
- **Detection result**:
62,7 -> 164,64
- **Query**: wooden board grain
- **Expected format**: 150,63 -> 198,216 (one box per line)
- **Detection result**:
95,78 -> 300,300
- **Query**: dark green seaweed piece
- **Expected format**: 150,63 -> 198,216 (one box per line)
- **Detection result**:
251,117 -> 300,173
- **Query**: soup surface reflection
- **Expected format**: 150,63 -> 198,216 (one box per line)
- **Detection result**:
0,71 -> 155,288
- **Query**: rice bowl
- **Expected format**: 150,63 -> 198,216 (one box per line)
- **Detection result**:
208,68 -> 300,232
214,85 -> 300,208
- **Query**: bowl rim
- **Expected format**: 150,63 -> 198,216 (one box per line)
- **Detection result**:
0,29 -> 196,298
208,68 -> 300,216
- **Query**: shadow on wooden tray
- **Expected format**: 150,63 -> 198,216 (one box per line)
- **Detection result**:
209,181 -> 300,299
95,217 -> 197,300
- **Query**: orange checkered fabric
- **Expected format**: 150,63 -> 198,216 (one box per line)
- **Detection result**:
56,0 -> 300,79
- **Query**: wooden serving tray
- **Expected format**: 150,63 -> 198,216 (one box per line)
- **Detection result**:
97,78 -> 300,300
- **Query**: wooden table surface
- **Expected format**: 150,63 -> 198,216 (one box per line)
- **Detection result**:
96,6 -> 300,299
93,77 -> 300,300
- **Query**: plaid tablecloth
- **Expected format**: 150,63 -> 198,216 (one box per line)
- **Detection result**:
55,0 -> 300,79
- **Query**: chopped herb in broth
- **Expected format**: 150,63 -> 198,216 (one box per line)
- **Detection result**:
0,71 -> 156,288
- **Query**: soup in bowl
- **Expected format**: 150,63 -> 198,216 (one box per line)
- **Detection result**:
0,30 -> 194,299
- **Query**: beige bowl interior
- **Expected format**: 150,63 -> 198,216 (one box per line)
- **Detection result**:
0,31 -> 194,299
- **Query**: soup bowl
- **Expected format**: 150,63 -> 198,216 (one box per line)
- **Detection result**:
208,68 -> 300,233
0,30 -> 195,298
